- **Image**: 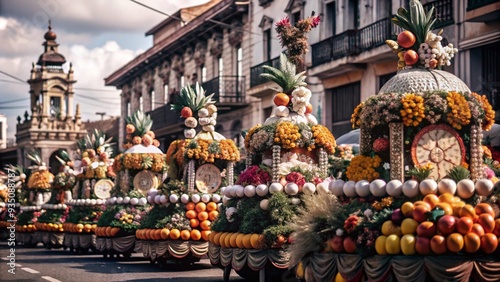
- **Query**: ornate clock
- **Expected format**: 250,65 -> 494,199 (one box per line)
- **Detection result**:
411,124 -> 466,180
133,170 -> 158,196
195,164 -> 222,193
94,179 -> 113,199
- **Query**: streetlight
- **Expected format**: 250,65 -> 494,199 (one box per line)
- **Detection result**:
95,112 -> 106,120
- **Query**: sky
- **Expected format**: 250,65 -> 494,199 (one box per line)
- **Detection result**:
0,0 -> 209,141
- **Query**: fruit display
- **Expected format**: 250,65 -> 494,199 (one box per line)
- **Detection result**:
135,83 -> 239,266
208,13 -> 334,280
95,110 -> 165,259
289,1 -> 500,281
64,131 -> 113,253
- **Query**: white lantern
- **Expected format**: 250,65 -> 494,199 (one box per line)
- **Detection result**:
343,181 -> 357,197
419,179 -> 438,195
402,180 -> 420,198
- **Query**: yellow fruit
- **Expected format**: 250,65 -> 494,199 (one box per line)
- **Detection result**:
375,236 -> 388,255
213,232 -> 222,246
296,262 -> 304,279
385,234 -> 401,255
401,218 -> 419,235
224,232 -> 233,248
235,233 -> 246,249
229,233 -> 239,248
219,233 -> 229,248
381,220 -> 402,236
400,234 -> 416,255
250,233 -> 263,249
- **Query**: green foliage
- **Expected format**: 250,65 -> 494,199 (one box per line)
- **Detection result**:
38,209 -> 65,223
446,165 -> 470,182
17,211 -> 36,225
140,204 -> 183,229
170,82 -> 215,113
392,0 -> 436,48
125,110 -> 153,137
260,53 -> 307,94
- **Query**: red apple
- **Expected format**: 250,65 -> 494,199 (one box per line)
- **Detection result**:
397,31 -> 416,49
343,237 -> 357,253
437,215 -> 456,236
416,221 -> 437,238
415,236 -> 431,255
404,50 -> 419,66
329,236 -> 344,253
494,219 -> 500,237
430,235 -> 447,254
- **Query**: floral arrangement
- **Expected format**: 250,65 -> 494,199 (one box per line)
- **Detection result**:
37,206 -> 70,225
123,111 -> 160,149
74,129 -> 116,179
352,91 -> 493,131
27,170 -> 53,189
373,137 -> 389,153
67,206 -> 103,225
346,154 -> 382,182
114,153 -> 167,173
406,163 -> 434,181
236,165 -> 271,186
185,139 -> 240,163
329,145 -> 357,180
97,204 -> 151,232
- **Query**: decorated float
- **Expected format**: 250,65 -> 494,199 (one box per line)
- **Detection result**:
95,111 -> 164,258
27,151 -> 70,249
289,1 -> 500,281
135,83 -> 239,267
63,130 -> 113,253
0,167 -> 27,241
207,14 -> 339,281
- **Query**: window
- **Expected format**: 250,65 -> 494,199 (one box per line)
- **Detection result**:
328,82 -> 361,136
263,29 -> 271,61
150,89 -> 155,110
201,65 -> 207,82
348,0 -> 360,29
291,11 -> 301,25
263,106 -> 273,122
164,84 -> 169,104
236,46 -> 243,78
325,1 -> 336,37
218,57 -> 224,77
49,96 -> 61,116
470,41 -> 500,111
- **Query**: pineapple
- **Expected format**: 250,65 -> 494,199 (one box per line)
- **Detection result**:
391,0 -> 436,48
77,129 -> 114,160
260,53 -> 307,95
125,110 -> 153,137
170,82 -> 215,114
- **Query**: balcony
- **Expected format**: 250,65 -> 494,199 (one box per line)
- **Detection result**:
466,0 -> 500,22
423,0 -> 454,29
250,56 -> 280,88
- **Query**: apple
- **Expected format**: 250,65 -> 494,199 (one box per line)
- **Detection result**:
329,236 -> 344,253
391,209 -> 404,225
437,215 -> 456,236
343,237 -> 357,253
416,221 -> 437,238
415,236 -> 431,255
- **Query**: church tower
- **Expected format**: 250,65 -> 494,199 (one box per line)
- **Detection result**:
16,21 -> 86,172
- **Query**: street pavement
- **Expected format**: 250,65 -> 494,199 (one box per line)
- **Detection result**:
0,241 -> 245,282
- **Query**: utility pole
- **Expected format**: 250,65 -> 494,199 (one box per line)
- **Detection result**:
95,112 -> 106,120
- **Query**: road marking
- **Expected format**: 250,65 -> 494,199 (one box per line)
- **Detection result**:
21,267 -> 40,274
42,276 -> 62,282
16,263 -> 22,267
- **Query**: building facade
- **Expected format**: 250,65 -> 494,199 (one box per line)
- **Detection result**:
15,23 -> 87,172
0,114 -> 6,150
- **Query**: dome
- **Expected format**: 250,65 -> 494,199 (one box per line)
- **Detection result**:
44,30 -> 57,41
378,68 -> 470,94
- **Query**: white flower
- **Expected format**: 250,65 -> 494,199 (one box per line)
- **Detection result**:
383,163 -> 390,170
336,228 -> 344,237
363,209 -> 374,218
292,86 -> 311,100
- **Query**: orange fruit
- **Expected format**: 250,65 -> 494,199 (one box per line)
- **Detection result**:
250,234 -> 263,249
200,220 -> 211,230
477,213 -> 495,233
452,201 -> 466,217
208,210 -> 219,221
412,205 -> 430,223
242,234 -> 253,249
224,232 -> 233,248
206,202 -> 217,212
397,30 -> 416,49
219,233 -> 229,248
438,193 -> 455,204
154,229 -> 163,240
208,231 -> 216,243
160,228 -> 170,240
471,223 -> 485,237
195,202 -> 207,213
236,233 -> 246,249
186,210 -> 197,219
273,93 -> 290,106
213,232 -> 222,246
475,203 -> 495,217
201,230 -> 211,241
459,204 -> 477,220
401,202 -> 414,217
186,202 -> 195,210
198,211 -> 209,221
229,233 -> 239,248
180,230 -> 191,240
190,218 -> 200,228
446,233 -> 464,253
423,194 -> 440,209
404,50 -> 419,66
463,233 -> 481,253
190,229 -> 202,241
434,202 -> 453,216
456,217 -> 474,235
480,233 -> 498,254
169,228 -> 181,240
430,235 -> 447,254
305,103 -> 313,115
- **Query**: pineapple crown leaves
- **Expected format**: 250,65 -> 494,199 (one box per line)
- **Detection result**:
55,150 -> 71,166
125,110 -> 153,137
171,82 -> 215,113
26,150 -> 43,166
4,164 -> 25,176
392,0 -> 436,48
260,53 -> 307,94
77,129 -> 114,156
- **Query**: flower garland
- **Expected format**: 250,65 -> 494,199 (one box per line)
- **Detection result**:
400,93 -> 425,127
446,91 -> 471,130
115,153 -> 167,173
310,125 -> 336,154
185,139 -> 240,163
165,140 -> 189,168
350,103 -> 363,129
346,154 -> 382,182
274,121 -> 301,149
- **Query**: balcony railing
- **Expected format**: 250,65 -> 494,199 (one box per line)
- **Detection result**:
424,0 -> 454,29
358,17 -> 392,52
202,75 -> 246,103
250,56 -> 280,88
467,0 -> 498,11
312,30 -> 359,67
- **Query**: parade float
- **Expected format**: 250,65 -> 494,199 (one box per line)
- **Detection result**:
63,131 -> 113,254
95,111 -> 164,258
134,83 -> 239,267
207,14 -> 339,281
289,1 -> 500,281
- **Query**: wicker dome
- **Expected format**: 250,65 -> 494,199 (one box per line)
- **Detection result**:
378,68 -> 470,94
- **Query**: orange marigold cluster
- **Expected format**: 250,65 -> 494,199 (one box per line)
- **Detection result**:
346,154 -> 382,182
166,140 -> 189,168
274,122 -> 301,149
244,124 -> 262,152
446,91 -> 471,130
185,139 -> 240,163
400,94 -> 425,127
350,103 -> 363,129
310,125 -> 336,153
472,92 -> 495,131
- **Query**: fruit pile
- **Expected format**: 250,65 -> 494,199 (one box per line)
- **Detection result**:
63,222 -> 97,233
374,194 -> 499,255
208,232 -> 271,249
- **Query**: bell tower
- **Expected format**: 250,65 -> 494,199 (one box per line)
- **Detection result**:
16,21 -> 86,170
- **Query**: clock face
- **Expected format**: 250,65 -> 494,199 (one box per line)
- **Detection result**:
195,164 -> 222,193
411,124 -> 466,180
133,170 -> 158,196
94,179 -> 113,199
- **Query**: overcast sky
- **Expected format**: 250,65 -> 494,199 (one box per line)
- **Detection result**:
0,0 -> 209,140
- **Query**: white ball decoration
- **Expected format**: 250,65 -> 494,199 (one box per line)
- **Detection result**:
244,185 -> 256,197
291,198 -> 301,205
438,179 -> 456,195
269,183 -> 283,194
419,179 -> 438,195
148,189 -> 158,197
222,196 -> 230,205
236,186 -> 245,198
369,179 -> 387,197
201,194 -> 211,203
329,180 -> 345,196
260,199 -> 269,210
121,196 -> 129,204
116,197 -> 123,204
180,194 -> 190,204
275,106 -> 290,117
316,182 -> 329,194
402,179 -> 420,198
154,195 -> 162,204
147,195 -> 154,204
302,182 -> 316,194
212,194 -> 221,203
160,195 -> 168,204
343,181 -> 357,197
96,199 -> 103,205
457,179 -> 475,199
256,184 -> 269,197
475,179 -> 494,196
284,183 -> 299,195
220,186 -> 226,195
85,199 -> 91,205
355,180 -> 371,197
386,180 -> 403,196
307,114 -> 318,125
225,207 -> 237,221
138,197 -> 148,206
222,186 -> 231,197
130,197 -> 139,205
169,194 -> 179,203
231,185 -> 244,197
191,193 -> 201,203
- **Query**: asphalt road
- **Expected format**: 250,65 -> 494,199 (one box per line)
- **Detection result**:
0,241 -> 245,282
